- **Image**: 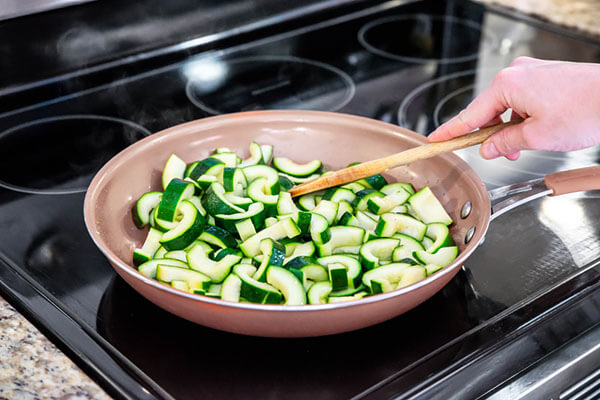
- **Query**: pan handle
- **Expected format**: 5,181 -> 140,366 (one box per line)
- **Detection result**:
545,166 -> 600,196
489,165 -> 600,221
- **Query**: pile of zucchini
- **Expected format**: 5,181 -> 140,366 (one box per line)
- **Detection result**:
131,142 -> 458,305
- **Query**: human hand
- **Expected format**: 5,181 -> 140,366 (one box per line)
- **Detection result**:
427,57 -> 600,160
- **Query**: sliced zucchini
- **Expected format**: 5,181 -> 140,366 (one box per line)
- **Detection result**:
234,264 -> 282,304
138,257 -> 188,279
187,244 -> 242,282
396,266 -> 427,288
362,263 -> 411,293
222,167 -> 247,193
159,200 -> 206,251
240,218 -> 301,257
408,186 -> 453,225
359,238 -> 400,270
276,192 -> 300,215
156,264 -> 211,286
132,192 -> 162,228
424,223 -> 455,253
391,233 -> 425,263
156,178 -> 195,222
214,202 -> 265,234
198,225 -> 238,249
353,189 -> 385,212
242,165 -> 280,195
239,142 -> 264,168
161,153 -> 187,190
312,200 -> 339,225
307,281 -> 332,305
253,238 -> 286,282
317,255 -> 362,288
381,182 -> 415,196
201,182 -> 245,216
211,152 -> 240,168
316,226 -> 365,256
186,157 -> 225,181
413,246 -> 459,267
220,273 -> 242,302
266,266 -> 306,305
375,213 -> 427,241
260,144 -> 274,164
272,157 -> 322,177
235,219 -> 257,241
133,227 -> 164,266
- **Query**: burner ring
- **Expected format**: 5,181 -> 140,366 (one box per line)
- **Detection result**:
0,115 -> 151,195
185,55 -> 355,115
358,14 -> 498,64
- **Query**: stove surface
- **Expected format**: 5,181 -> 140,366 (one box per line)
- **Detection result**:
1,1 -> 600,399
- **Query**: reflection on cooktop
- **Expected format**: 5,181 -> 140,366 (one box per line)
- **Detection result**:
185,55 -> 355,114
0,115 -> 150,194
358,14 -> 498,63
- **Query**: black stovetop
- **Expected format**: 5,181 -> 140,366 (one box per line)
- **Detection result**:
2,1 -> 600,399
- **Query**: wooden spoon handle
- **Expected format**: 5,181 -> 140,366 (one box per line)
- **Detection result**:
288,120 -> 519,197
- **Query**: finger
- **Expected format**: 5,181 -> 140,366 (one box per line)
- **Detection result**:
428,77 -> 511,142
479,119 -> 534,159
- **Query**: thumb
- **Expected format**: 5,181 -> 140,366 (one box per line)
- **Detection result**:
480,119 -> 533,159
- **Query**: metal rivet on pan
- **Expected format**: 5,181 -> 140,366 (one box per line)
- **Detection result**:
461,201 -> 472,219
465,226 -> 476,244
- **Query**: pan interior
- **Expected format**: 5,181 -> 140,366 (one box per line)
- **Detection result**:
85,111 -> 490,287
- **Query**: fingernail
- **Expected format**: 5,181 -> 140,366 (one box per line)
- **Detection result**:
481,142 -> 500,159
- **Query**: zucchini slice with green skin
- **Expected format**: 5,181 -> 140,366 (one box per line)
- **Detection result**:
222,167 -> 247,193
239,218 -> 301,257
298,192 -> 319,211
413,246 -> 459,267
171,280 -> 190,292
211,152 -> 240,168
224,192 -> 253,211
366,190 -> 410,215
327,263 -> 349,291
156,178 -> 195,222
253,238 -> 286,282
234,264 -> 282,304
359,238 -> 400,270
353,189 -> 385,212
312,200 -> 339,225
186,157 -> 225,181
391,233 -> 425,263
260,144 -> 274,164
187,244 -> 242,282
272,157 -> 322,177
160,200 -> 206,251
138,257 -> 189,279
408,186 -> 453,225
425,264 -> 443,276
362,263 -> 411,293
341,182 -> 366,193
161,153 -> 187,190
328,292 -> 367,303
357,174 -> 388,190
335,201 -> 354,224
278,175 -> 295,191
300,264 -> 328,282
424,223 -> 455,253
133,227 -> 164,266
375,213 -> 427,241
266,266 -> 306,305
215,202 -> 265,235
153,246 -> 168,259
276,192 -> 300,215
309,212 -> 331,244
322,187 -> 356,204
316,226 -> 365,256
201,182 -> 245,216
307,281 -> 332,305
198,225 -> 238,249
235,218 -> 257,242
213,247 -> 243,261
242,165 -> 280,195
397,266 -> 427,288
421,236 -> 434,250
156,264 -> 211,286
284,255 -> 319,270
329,284 -> 366,297
381,182 -> 415,196
317,255 -> 362,288
239,142 -> 264,168
220,273 -> 242,302
164,250 -> 188,262
278,172 -> 320,184
247,177 -> 279,212
284,241 -> 315,262
132,192 -> 162,228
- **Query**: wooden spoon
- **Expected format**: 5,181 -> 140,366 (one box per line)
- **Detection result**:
287,120 -> 520,197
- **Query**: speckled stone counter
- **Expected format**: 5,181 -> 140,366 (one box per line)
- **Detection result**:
475,0 -> 600,38
0,296 -> 110,400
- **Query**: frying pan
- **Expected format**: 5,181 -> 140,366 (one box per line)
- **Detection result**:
83,110 -> 600,337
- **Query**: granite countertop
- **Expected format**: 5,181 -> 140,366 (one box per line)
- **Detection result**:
0,295 -> 110,400
475,0 -> 600,38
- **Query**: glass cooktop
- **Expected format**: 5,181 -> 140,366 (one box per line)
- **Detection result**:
1,1 -> 600,399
